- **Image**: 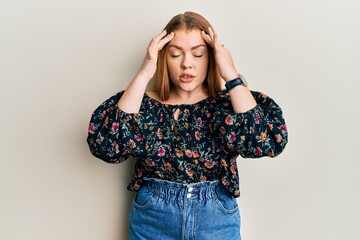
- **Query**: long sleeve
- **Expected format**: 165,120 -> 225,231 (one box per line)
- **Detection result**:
212,90 -> 288,158
86,91 -> 149,163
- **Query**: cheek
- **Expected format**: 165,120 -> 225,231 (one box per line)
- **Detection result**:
166,58 -> 178,77
198,57 -> 209,74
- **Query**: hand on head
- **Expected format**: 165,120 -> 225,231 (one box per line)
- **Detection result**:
147,30 -> 174,60
138,30 -> 175,81
201,27 -> 239,82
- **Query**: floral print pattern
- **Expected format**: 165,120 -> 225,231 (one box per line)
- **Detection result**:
86,89 -> 288,197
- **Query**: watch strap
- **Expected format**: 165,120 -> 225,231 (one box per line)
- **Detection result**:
225,75 -> 246,92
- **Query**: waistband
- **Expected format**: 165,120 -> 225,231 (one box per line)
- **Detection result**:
143,177 -> 229,203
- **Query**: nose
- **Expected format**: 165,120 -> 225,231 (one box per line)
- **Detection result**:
181,54 -> 192,69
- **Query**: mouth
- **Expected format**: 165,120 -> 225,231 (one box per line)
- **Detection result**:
179,73 -> 195,82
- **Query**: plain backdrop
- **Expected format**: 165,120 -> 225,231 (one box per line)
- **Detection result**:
1,0 -> 359,239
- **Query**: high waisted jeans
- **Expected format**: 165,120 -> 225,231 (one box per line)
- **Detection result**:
129,177 -> 241,240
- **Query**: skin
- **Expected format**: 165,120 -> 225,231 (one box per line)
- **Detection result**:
118,26 -> 257,113
165,28 -> 209,104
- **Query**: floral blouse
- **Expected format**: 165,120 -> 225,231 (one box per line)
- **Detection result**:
86,89 -> 288,197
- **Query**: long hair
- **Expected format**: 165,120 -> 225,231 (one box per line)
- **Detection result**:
153,11 -> 222,101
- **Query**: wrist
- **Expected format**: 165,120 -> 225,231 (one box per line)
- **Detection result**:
225,74 -> 248,92
223,71 -> 239,82
135,70 -> 153,82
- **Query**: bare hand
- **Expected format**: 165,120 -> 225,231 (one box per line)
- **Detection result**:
138,30 -> 174,81
201,27 -> 238,82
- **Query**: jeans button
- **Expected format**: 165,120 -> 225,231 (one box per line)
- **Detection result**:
188,187 -> 193,192
186,193 -> 192,198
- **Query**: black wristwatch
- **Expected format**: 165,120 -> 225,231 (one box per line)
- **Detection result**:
225,74 -> 248,92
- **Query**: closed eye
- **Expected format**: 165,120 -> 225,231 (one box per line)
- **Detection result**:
194,55 -> 203,58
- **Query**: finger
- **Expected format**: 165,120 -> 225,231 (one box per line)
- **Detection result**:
208,27 -> 215,40
147,37 -> 156,51
201,30 -> 213,46
214,33 -> 222,48
147,30 -> 164,50
154,29 -> 168,42
157,32 -> 175,50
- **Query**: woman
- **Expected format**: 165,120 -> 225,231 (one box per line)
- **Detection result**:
87,11 -> 288,240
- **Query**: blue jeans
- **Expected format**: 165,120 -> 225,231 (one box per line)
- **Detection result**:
129,177 -> 241,240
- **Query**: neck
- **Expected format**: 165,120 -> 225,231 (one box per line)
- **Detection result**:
168,85 -> 208,105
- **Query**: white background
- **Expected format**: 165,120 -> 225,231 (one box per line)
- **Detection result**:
1,0 -> 359,239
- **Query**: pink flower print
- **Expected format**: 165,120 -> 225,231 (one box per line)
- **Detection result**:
135,134 -> 144,141
255,115 -> 260,124
197,117 -> 203,126
157,132 -> 163,139
229,132 -> 236,143
220,126 -> 226,135
255,147 -> 263,156
111,122 -> 119,132
158,147 -> 166,157
88,123 -> 95,134
275,134 -> 283,143
222,179 -> 230,186
280,124 -> 287,131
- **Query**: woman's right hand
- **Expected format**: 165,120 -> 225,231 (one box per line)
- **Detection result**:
137,30 -> 175,81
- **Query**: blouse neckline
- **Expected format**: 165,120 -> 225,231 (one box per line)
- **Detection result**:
143,92 -> 214,108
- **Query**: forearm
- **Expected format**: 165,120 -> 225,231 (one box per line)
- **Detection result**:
224,72 -> 257,114
116,30 -> 174,113
117,72 -> 149,113
228,84 -> 257,113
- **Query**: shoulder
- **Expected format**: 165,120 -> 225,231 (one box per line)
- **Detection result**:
145,90 -> 161,102
211,89 -> 230,106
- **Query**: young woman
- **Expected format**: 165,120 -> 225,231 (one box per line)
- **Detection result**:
87,11 -> 288,240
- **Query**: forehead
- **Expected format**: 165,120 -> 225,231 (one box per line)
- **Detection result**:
168,28 -> 206,50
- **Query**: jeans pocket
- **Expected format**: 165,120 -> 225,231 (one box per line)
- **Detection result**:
132,184 -> 155,210
215,193 -> 239,214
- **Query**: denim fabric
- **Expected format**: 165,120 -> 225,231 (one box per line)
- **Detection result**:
129,177 -> 241,240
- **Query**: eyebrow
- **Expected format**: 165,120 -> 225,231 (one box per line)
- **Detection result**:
168,44 -> 206,50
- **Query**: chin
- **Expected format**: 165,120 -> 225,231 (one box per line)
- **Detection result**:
177,83 -> 200,92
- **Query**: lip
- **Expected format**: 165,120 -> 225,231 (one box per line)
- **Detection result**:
179,73 -> 195,82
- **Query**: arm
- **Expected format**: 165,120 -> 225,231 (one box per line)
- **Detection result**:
117,30 -> 174,113
87,30 -> 174,162
201,27 -> 257,113
212,90 -> 288,158
203,27 -> 288,157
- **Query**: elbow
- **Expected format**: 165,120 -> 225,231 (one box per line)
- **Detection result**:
86,137 -> 122,164
89,147 -> 122,164
240,136 -> 288,159
269,134 -> 289,158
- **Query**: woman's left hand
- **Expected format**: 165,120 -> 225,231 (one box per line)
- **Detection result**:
201,27 -> 239,82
